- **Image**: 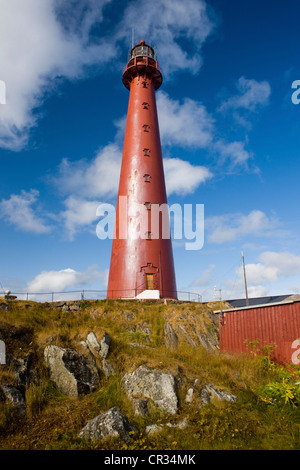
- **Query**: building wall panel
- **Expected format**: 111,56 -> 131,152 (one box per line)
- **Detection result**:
218,301 -> 300,365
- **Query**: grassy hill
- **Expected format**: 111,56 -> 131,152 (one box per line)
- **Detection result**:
0,298 -> 299,450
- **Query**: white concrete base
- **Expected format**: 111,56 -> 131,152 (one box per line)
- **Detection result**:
135,289 -> 160,300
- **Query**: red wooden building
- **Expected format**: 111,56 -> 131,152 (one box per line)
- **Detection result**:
215,297 -> 300,365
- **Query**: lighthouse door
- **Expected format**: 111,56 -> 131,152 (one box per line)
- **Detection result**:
136,263 -> 159,295
146,274 -> 154,290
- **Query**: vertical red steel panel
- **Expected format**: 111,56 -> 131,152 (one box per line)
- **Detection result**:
218,301 -> 300,365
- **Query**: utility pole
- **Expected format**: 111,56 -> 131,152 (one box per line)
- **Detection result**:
214,286 -> 225,325
214,286 -> 222,314
241,251 -> 249,306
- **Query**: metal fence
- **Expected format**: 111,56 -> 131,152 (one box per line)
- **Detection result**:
0,289 -> 202,303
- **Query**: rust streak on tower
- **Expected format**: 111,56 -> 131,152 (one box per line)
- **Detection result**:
107,40 -> 177,300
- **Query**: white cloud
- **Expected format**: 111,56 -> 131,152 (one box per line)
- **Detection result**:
116,0 -> 215,76
238,262 -> 278,285
207,210 -> 279,244
50,136 -> 214,239
54,0 -> 111,40
213,139 -> 254,167
51,85 -> 257,226
114,85 -> 216,151
157,92 -> 254,167
157,91 -> 214,148
0,0 -> 216,151
0,0 -> 114,150
54,133 -> 213,206
260,252 -> 300,277
218,77 -> 271,113
60,196 -> 101,240
246,285 -> 270,298
164,158 -> 212,195
53,148 -> 212,239
27,265 -> 107,292
54,143 -> 122,199
240,252 -> 300,286
195,251 -> 300,302
0,189 -> 52,234
197,276 -> 271,303
223,278 -> 269,301
191,264 -> 216,287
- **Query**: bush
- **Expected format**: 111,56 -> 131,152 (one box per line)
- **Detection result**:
258,380 -> 300,407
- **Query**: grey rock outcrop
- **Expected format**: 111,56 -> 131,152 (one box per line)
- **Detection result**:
12,356 -> 31,386
131,398 -> 149,416
166,418 -> 188,430
145,418 -> 188,435
164,309 -> 219,351
200,384 -> 238,404
44,345 -> 99,397
184,387 -> 194,404
11,354 -> 39,387
86,332 -> 101,354
100,333 -> 111,359
163,321 -> 178,350
79,407 -> 138,442
0,303 -> 11,311
128,342 -> 152,349
0,385 -> 26,415
145,424 -> 164,435
122,365 -> 178,415
84,332 -> 114,376
184,382 -> 237,406
85,331 -> 111,359
52,300 -> 81,311
102,358 -> 116,377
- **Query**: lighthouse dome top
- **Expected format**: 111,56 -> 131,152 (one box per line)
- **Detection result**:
123,39 -> 162,91
130,40 -> 156,60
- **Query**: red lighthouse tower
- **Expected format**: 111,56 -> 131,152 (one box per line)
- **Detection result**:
107,40 -> 177,300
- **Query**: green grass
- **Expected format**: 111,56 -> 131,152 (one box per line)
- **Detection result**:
0,299 -> 299,450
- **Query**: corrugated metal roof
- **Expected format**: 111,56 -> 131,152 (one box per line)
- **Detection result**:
225,294 -> 292,309
215,295 -> 300,314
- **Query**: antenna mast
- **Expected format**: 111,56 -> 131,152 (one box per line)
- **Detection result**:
241,251 -> 249,306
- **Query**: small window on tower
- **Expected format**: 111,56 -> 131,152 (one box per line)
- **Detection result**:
142,81 -> 148,88
144,174 -> 151,183
143,124 -> 150,132
143,148 -> 150,157
144,202 -> 151,210
142,102 -> 150,110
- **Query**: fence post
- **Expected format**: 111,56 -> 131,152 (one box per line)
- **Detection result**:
51,292 -> 54,303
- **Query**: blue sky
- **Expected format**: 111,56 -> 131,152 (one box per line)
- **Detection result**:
0,0 -> 300,302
